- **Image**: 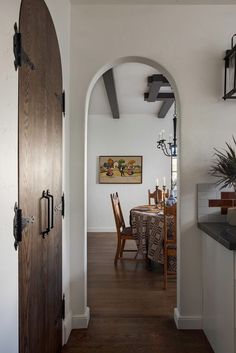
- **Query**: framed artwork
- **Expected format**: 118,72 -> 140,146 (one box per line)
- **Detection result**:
99,156 -> 143,184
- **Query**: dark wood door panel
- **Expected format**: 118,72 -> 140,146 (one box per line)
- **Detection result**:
18,0 -> 62,352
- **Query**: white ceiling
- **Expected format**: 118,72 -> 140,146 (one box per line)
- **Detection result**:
71,0 -> 236,5
89,62 -> 173,116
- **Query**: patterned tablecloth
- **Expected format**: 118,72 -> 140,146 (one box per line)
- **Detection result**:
130,205 -> 176,269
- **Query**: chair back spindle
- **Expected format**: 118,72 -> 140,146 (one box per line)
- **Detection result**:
110,192 -> 138,265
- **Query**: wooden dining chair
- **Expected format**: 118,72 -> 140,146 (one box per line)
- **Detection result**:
148,189 -> 163,205
110,192 -> 137,266
163,203 -> 177,289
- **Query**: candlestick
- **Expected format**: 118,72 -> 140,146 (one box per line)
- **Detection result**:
163,176 -> 166,186
155,186 -> 159,207
162,185 -> 166,205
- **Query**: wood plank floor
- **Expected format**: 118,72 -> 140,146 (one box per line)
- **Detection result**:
62,232 -> 213,353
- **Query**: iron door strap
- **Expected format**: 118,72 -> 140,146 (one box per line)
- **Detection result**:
13,22 -> 35,71
13,202 -> 34,250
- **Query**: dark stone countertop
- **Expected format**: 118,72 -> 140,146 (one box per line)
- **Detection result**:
198,222 -> 236,250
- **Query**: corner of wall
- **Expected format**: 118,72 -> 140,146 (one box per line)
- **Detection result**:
174,307 -> 202,330
72,306 -> 90,329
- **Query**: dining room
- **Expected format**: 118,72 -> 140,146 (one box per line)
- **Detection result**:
82,60 -> 212,352
87,61 -> 176,235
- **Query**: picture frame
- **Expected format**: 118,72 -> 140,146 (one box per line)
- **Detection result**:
99,156 -> 143,184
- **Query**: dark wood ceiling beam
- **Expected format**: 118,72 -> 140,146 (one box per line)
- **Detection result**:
144,92 -> 175,101
158,99 -> 174,119
147,81 -> 162,102
146,75 -> 170,102
144,75 -> 174,118
103,69 -> 120,119
148,74 -> 170,85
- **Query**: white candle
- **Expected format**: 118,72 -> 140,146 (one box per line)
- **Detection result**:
163,177 -> 166,186
162,129 -> 165,139
156,178 -> 159,186
169,134 -> 172,143
158,132 -> 162,140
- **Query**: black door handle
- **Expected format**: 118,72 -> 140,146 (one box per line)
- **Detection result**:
40,190 -> 50,238
47,190 -> 54,230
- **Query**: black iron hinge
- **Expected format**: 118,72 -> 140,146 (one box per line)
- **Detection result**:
13,203 -> 35,250
13,23 -> 21,70
62,294 -> 65,320
13,22 -> 35,71
61,193 -> 65,218
55,91 -> 65,116
62,91 -> 65,116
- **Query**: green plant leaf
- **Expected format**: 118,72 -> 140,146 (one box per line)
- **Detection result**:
209,137 -> 236,191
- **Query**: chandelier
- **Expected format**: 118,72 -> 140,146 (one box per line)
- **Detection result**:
156,102 -> 177,157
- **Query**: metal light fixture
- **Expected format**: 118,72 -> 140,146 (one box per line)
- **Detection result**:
156,102 -> 177,157
223,34 -> 236,100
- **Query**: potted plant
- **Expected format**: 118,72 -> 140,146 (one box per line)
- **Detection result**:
210,137 -> 236,191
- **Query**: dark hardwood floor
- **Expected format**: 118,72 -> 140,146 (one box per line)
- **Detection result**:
62,232 -> 213,353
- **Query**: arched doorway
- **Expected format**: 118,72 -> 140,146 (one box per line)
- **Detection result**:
84,56 -> 181,319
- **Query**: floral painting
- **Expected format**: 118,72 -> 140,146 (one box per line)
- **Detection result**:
99,156 -> 143,184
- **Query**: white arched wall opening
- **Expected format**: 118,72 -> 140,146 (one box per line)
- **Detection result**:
84,55 -> 181,321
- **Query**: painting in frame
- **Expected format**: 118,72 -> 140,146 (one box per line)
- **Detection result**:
99,156 -> 143,184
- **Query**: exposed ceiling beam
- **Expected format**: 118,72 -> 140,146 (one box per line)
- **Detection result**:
147,81 -> 162,102
103,69 -> 120,119
146,74 -> 170,102
156,93 -> 175,100
158,99 -> 174,119
144,92 -> 175,101
148,74 -> 170,85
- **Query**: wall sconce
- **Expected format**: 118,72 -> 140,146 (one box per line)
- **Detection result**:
223,34 -> 236,100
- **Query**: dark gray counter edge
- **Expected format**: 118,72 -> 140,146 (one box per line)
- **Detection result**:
198,222 -> 236,250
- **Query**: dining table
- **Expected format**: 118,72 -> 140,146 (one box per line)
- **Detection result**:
130,204 -> 176,271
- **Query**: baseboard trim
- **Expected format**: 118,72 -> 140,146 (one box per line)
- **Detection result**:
72,306 -> 90,329
174,307 -> 202,329
87,227 -> 115,233
63,311 -> 72,344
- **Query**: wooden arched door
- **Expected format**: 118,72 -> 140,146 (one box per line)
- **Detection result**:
17,0 -> 63,352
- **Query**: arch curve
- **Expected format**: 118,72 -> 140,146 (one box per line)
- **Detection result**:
84,56 -> 181,120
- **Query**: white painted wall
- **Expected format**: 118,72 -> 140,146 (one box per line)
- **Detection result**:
0,2 -> 20,352
87,113 -> 172,232
70,4 -> 236,328
0,0 -> 71,351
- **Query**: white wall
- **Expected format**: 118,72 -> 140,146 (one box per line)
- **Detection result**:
0,2 -> 20,352
0,0 -> 71,352
87,113 -> 172,232
70,4 -> 236,328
